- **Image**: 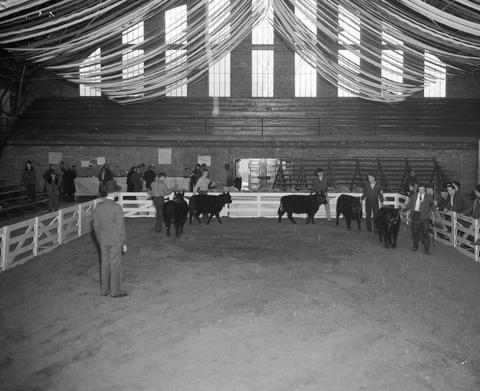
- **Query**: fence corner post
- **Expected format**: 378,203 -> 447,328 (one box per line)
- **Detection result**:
452,212 -> 457,247
77,204 -> 82,237
33,217 -> 39,256
1,226 -> 9,272
57,209 -> 63,245
475,218 -> 479,262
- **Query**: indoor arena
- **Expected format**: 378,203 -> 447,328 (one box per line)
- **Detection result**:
0,1 -> 480,390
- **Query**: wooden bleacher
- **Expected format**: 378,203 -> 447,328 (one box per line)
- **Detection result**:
0,183 -> 49,217
271,157 -> 449,193
10,97 -> 480,142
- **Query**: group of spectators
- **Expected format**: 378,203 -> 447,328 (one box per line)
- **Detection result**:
310,167 -> 480,253
402,169 -> 479,217
119,162 -> 230,196
21,161 -> 77,212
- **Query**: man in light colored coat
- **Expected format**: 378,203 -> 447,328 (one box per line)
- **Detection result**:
93,180 -> 128,297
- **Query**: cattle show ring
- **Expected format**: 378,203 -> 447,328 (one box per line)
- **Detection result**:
1,190 -> 479,390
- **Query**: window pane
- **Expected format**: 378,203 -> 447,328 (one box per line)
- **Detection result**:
252,50 -> 273,97
295,0 -> 316,34
208,0 -> 230,45
424,52 -> 446,98
122,21 -> 144,45
338,49 -> 360,97
252,0 -> 273,45
381,49 -> 403,95
165,5 -> 187,45
338,5 -> 360,45
209,53 -> 231,97
122,49 -> 144,97
295,53 -> 316,97
79,48 -> 101,97
166,49 -> 187,97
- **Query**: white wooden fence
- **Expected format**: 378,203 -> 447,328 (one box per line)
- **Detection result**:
1,199 -> 103,272
1,192 -> 478,272
117,192 -> 408,219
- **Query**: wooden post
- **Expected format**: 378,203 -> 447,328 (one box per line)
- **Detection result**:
77,204 -> 82,237
474,218 -> 479,263
57,210 -> 63,245
33,217 -> 39,256
452,212 -> 457,247
1,226 -> 8,271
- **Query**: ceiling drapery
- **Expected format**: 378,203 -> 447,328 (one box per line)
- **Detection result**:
0,0 -> 479,103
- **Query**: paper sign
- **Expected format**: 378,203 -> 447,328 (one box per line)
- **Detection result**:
48,152 -> 63,164
80,160 -> 91,168
97,156 -> 106,165
197,155 -> 211,166
158,148 -> 172,164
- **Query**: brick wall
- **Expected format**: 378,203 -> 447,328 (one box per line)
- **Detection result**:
2,139 -> 477,192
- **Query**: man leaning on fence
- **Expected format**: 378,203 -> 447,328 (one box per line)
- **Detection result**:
471,184 -> 480,246
93,180 -> 128,298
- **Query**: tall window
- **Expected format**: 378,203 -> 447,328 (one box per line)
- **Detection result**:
424,52 -> 446,97
209,54 -> 231,97
79,48 -> 101,96
252,0 -> 273,97
381,28 -> 403,95
337,5 -> 360,97
208,0 -> 231,97
122,22 -> 144,97
295,0 -> 316,97
165,6 -> 187,96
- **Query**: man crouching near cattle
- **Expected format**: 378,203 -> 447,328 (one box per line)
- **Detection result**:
311,168 -> 332,222
406,183 -> 434,255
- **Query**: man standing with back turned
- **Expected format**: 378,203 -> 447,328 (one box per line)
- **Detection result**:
93,180 -> 128,298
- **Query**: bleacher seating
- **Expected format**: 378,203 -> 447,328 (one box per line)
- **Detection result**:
0,184 -> 49,217
271,157 -> 449,193
10,97 -> 480,142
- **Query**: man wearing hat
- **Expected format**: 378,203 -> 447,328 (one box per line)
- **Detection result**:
93,180 -> 128,297
361,174 -> 384,233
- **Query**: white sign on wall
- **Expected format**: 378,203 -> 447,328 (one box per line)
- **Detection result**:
197,155 -> 211,166
97,156 -> 106,165
158,148 -> 172,164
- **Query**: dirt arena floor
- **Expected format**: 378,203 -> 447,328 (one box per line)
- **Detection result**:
1,216 -> 479,391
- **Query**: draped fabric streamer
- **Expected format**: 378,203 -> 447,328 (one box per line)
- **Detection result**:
0,0 -> 479,103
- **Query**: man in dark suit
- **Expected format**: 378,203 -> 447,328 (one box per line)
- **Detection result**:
93,180 -> 128,298
407,183 -> 434,254
361,174 -> 384,233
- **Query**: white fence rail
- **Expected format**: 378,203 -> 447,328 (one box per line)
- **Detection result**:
1,192 -> 478,272
1,199 -> 103,272
117,192 -> 409,219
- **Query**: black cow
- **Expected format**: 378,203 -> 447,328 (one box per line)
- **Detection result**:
278,193 -> 327,224
189,192 -> 232,224
374,206 -> 401,248
335,194 -> 362,230
163,192 -> 189,237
